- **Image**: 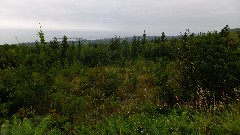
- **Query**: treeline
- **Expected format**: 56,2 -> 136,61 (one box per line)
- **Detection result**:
1,25 -> 240,134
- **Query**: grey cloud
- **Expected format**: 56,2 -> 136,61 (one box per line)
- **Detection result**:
0,0 -> 239,44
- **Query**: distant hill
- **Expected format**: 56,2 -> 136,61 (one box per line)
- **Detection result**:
229,28 -> 240,33
87,36 -> 177,44
8,28 -> 239,46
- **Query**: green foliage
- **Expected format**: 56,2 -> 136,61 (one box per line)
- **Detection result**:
37,24 -> 46,46
53,92 -> 87,124
1,103 -> 240,134
50,37 -> 60,53
1,26 -> 240,134
0,116 -> 34,135
176,29 -> 240,102
88,67 -> 123,98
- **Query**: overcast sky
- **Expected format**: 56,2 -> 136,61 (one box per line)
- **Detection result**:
0,0 -> 240,44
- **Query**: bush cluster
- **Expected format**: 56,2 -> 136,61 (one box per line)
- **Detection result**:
1,26 -> 240,134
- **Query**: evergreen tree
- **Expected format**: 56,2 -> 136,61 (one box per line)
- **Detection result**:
77,39 -> 82,61
131,36 -> 138,58
60,35 -> 69,67
142,30 -> 147,45
61,35 -> 69,58
220,25 -> 230,37
161,32 -> 166,43
50,37 -> 59,53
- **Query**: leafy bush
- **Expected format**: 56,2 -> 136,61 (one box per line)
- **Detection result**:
1,26 -> 240,134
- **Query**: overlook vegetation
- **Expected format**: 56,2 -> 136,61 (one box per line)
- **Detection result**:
1,25 -> 240,134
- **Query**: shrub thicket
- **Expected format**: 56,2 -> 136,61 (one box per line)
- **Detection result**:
1,25 -> 240,134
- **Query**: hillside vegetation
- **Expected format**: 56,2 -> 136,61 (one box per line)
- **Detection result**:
1,25 -> 240,134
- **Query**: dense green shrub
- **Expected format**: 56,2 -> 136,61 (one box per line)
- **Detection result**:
1,26 -> 240,134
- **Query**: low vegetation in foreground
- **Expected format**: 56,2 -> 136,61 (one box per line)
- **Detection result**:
1,25 -> 240,134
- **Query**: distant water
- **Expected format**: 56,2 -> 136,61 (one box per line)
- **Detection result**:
0,29 -> 138,45
2,27 -> 231,45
